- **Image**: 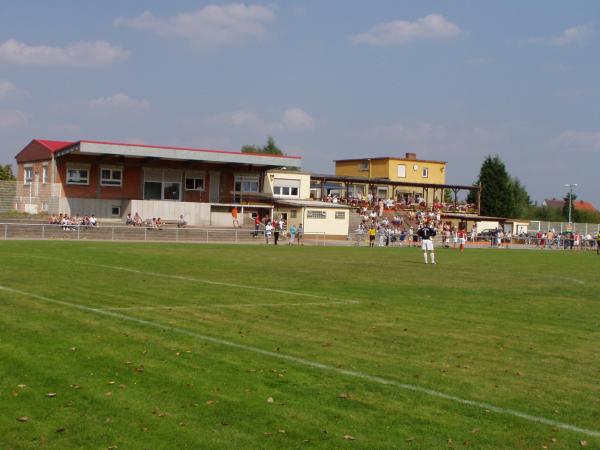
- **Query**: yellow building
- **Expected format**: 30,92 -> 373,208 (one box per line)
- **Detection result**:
334,152 -> 447,200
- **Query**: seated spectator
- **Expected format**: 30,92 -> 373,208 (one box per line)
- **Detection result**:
134,212 -> 143,226
89,214 -> 97,227
177,214 -> 187,228
126,213 -> 134,225
155,217 -> 163,230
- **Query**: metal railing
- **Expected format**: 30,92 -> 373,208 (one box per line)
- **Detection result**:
0,223 -> 328,246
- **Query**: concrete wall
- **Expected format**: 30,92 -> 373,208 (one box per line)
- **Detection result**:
127,200 -> 211,226
58,197 -> 123,218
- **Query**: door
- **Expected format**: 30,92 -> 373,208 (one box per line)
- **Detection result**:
209,172 -> 220,203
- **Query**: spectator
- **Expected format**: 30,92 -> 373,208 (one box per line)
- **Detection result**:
297,223 -> 304,246
231,207 -> 240,228
177,215 -> 187,228
126,213 -> 134,226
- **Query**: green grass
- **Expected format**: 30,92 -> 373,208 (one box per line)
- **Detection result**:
0,241 -> 599,449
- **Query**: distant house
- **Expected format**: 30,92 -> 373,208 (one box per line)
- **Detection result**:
542,198 -> 565,209
573,200 -> 598,214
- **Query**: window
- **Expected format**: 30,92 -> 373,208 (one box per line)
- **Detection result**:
163,182 -> 181,200
290,210 -> 297,219
359,161 -> 369,171
67,167 -> 89,185
234,175 -> 259,193
111,206 -> 121,216
144,182 -> 162,200
185,177 -> 205,191
42,164 -> 48,184
307,210 -> 327,219
100,167 -> 122,186
335,211 -> 346,220
143,168 -> 182,201
24,166 -> 33,185
422,167 -> 429,178
397,164 -> 406,178
273,179 -> 300,198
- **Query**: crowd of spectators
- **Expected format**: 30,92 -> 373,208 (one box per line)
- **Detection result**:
48,213 -> 97,229
321,193 -> 477,214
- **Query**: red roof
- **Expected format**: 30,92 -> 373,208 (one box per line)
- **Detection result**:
23,139 -> 301,160
35,139 -> 77,153
573,200 -> 598,212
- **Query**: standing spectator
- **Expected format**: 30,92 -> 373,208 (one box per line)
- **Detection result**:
264,221 -> 273,244
289,224 -> 297,245
253,215 -> 261,238
297,223 -> 304,246
231,207 -> 240,228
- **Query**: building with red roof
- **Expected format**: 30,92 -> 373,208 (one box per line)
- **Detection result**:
15,139 -> 303,224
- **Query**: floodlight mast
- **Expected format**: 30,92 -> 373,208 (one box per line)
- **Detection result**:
564,183 -> 578,225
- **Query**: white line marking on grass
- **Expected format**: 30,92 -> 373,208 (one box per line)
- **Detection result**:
1,284 -> 599,439
23,255 -> 359,302
102,300 -> 360,311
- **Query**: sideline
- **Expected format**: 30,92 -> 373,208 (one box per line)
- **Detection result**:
1,284 -> 599,439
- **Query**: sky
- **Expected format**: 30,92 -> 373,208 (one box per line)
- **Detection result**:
0,1 -> 599,205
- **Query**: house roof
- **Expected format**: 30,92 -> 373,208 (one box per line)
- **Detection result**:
334,156 -> 447,165
573,200 -> 597,212
16,139 -> 302,168
543,198 -> 565,209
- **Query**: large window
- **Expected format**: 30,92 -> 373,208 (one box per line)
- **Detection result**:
397,164 -> 406,178
359,161 -> 369,171
67,167 -> 89,185
100,167 -> 122,186
24,166 -> 33,185
42,164 -> 48,184
422,167 -> 429,178
307,210 -> 327,219
335,211 -> 346,220
273,179 -> 300,198
234,175 -> 259,193
143,168 -> 182,201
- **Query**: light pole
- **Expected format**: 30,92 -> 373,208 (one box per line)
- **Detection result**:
564,183 -> 577,225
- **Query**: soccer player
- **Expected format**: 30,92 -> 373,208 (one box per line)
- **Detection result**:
417,221 -> 437,264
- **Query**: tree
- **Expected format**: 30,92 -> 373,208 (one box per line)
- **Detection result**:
241,136 -> 284,155
509,177 -> 531,218
443,188 -> 453,203
470,155 -> 514,217
0,164 -> 15,181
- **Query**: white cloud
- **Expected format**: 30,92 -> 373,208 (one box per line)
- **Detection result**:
352,13 -> 462,46
551,24 -> 593,46
89,93 -> 150,112
115,4 -> 275,50
282,108 -> 316,131
0,109 -> 30,128
0,39 -> 129,67
207,108 -> 316,133
555,130 -> 600,151
0,79 -> 30,100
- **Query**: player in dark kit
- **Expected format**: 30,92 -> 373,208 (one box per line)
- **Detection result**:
417,222 -> 437,264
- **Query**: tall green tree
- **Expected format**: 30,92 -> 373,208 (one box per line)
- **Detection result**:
0,164 -> 15,181
509,177 -> 531,218
241,136 -> 284,155
470,155 -> 514,217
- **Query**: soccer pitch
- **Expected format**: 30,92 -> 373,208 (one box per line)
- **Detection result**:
1,242 -> 598,449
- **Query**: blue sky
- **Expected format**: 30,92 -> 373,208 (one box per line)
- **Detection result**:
1,1 -> 598,204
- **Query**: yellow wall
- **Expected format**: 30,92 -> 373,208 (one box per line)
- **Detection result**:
334,158 -> 446,185
387,159 -> 446,185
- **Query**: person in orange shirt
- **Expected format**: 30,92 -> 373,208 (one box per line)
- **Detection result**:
231,207 -> 240,228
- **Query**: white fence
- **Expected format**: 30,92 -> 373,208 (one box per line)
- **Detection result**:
0,223 -> 327,246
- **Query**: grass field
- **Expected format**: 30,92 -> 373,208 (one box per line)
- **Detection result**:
1,241 -> 599,449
